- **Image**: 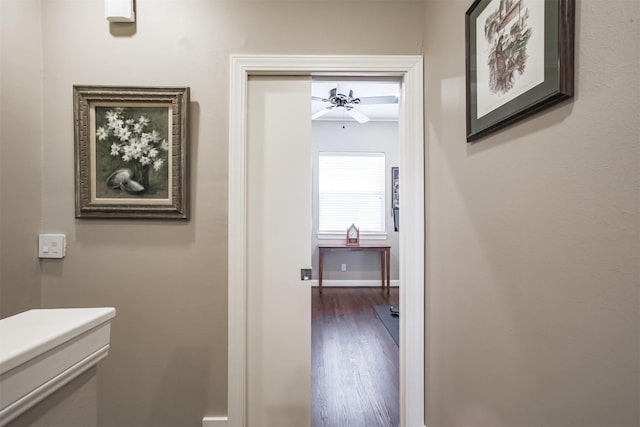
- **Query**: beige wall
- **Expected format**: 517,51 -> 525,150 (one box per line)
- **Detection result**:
0,0 -> 43,316
0,1 -> 425,426
425,1 -> 639,426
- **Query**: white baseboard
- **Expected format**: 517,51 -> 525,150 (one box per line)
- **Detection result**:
202,416 -> 228,427
311,279 -> 399,287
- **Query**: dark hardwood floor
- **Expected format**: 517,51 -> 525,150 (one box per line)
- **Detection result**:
312,287 -> 400,427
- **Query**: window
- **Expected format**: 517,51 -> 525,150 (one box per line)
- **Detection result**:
318,152 -> 385,234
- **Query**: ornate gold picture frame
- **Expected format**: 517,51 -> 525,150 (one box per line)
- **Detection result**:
73,86 -> 189,219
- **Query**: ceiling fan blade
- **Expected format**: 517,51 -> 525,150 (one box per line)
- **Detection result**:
357,95 -> 399,105
346,108 -> 370,123
312,107 -> 333,120
312,96 -> 328,102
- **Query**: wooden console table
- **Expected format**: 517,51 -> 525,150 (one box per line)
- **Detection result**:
318,244 -> 391,294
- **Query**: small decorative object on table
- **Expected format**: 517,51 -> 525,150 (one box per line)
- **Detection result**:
346,223 -> 360,247
73,85 -> 190,219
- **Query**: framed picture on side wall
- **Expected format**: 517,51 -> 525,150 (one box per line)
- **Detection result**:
392,167 -> 399,231
73,86 -> 190,219
465,0 -> 575,142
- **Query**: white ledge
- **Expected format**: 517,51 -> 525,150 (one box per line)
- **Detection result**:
0,307 -> 116,426
316,232 -> 388,240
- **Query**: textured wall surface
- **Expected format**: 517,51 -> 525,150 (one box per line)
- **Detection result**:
0,0 -> 43,317
2,1 -> 425,426
424,1 -> 640,426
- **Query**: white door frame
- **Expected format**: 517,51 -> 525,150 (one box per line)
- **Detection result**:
217,55 -> 424,427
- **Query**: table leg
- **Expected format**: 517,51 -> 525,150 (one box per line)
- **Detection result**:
380,250 -> 385,289
386,248 -> 391,294
319,248 -> 324,294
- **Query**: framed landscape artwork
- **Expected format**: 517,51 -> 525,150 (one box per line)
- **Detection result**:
392,167 -> 399,232
465,0 -> 575,142
74,86 -> 189,219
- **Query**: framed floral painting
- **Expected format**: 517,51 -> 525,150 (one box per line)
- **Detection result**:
73,86 -> 189,219
465,0 -> 574,142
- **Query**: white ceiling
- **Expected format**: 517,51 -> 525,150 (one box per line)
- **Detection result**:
312,80 -> 400,122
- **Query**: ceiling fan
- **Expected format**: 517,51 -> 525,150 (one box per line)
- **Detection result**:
312,86 -> 398,123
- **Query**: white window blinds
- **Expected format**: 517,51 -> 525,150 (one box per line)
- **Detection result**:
318,152 -> 385,233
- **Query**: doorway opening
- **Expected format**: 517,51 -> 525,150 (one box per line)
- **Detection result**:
223,55 -> 424,427
310,78 -> 401,426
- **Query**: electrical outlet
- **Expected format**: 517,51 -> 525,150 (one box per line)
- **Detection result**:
341,263 -> 347,272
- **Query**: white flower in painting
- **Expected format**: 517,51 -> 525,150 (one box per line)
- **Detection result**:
138,116 -> 150,126
97,127 -> 109,141
160,140 -> 169,151
105,110 -> 119,123
148,148 -> 159,159
109,119 -> 124,132
133,122 -> 144,134
110,143 -> 121,156
117,126 -> 131,141
122,144 -> 134,161
129,140 -> 143,159
153,159 -> 164,171
150,130 -> 161,143
140,156 -> 151,166
106,110 -> 124,129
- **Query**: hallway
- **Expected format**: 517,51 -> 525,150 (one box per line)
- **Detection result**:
311,287 -> 400,427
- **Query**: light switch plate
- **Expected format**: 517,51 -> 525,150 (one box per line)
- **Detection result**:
105,0 -> 135,23
39,234 -> 66,259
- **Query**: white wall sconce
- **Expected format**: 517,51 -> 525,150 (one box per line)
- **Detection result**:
105,0 -> 135,23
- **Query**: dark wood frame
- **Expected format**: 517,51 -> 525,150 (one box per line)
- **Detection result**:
391,166 -> 399,232
465,0 -> 574,142
73,86 -> 189,219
